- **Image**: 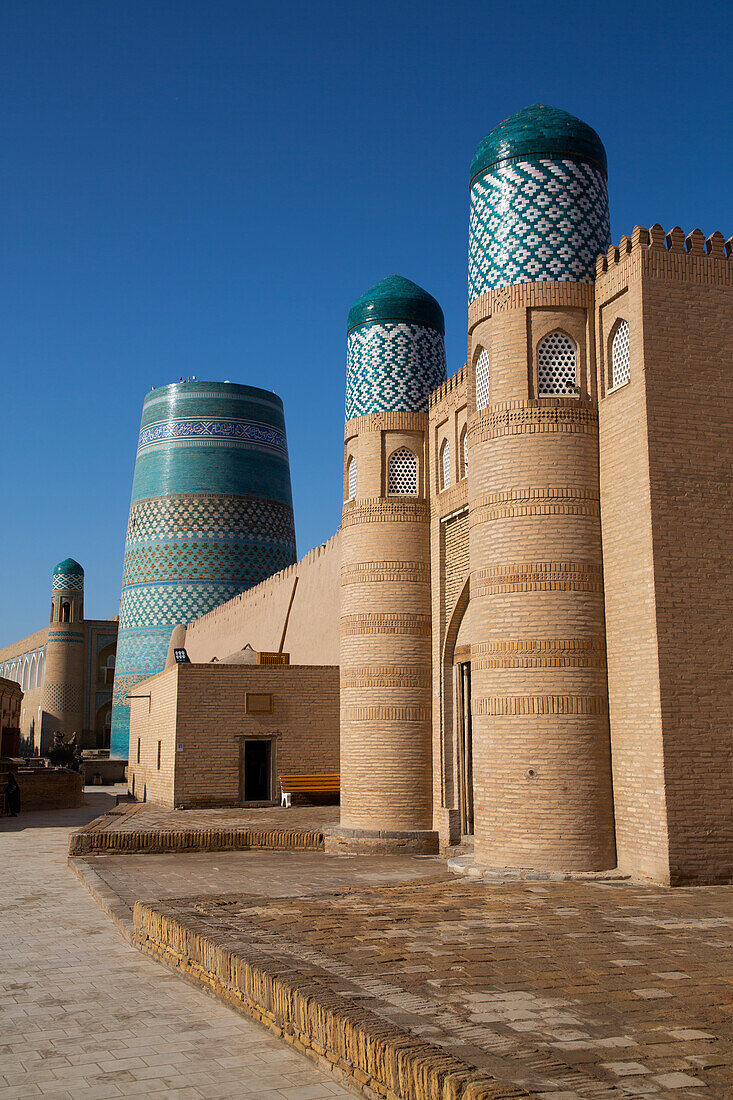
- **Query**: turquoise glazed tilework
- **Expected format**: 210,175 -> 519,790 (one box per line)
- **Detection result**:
468,156 -> 610,301
110,381 -> 297,758
345,322 -> 446,419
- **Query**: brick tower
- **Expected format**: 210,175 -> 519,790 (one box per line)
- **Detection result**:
111,381 -> 297,758
466,106 -> 616,870
42,558 -> 86,745
329,276 -> 447,854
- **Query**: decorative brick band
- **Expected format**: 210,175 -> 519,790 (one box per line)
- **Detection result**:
473,694 -> 609,716
340,613 -> 432,636
344,410 -> 429,437
341,665 -> 432,688
340,561 -> 430,585
468,279 -> 594,328
473,561 -> 604,596
342,705 -> 431,723
470,487 -> 600,525
472,638 -> 607,668
68,825 -> 323,857
341,499 -> 430,526
469,401 -> 598,443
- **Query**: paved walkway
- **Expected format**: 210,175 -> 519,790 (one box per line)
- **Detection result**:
0,793 -> 351,1100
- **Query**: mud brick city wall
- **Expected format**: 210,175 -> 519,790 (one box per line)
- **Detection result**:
182,534 -> 341,666
128,664 -> 339,809
596,226 -> 733,885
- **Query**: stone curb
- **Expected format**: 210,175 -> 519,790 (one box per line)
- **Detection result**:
68,856 -> 134,942
68,825 -> 324,856
133,898 -> 531,1100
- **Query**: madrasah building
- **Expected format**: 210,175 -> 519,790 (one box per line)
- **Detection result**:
118,105 -> 731,888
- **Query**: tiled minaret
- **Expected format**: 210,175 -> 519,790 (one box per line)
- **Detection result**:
43,559 -> 86,743
110,381 -> 297,757
329,276 -> 446,854
466,106 -> 616,870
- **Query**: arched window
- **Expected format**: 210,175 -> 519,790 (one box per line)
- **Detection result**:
346,456 -> 357,501
460,426 -> 468,479
475,348 -> 490,409
537,331 -> 578,396
21,660 -> 29,691
611,319 -> 630,388
440,439 -> 451,490
61,601 -> 71,622
28,656 -> 36,690
36,653 -> 44,688
388,447 -> 418,494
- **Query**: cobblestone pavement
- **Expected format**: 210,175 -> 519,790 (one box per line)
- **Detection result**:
141,877 -> 733,1098
0,794 -> 351,1100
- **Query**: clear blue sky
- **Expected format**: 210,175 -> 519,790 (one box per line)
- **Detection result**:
1,0 -> 730,643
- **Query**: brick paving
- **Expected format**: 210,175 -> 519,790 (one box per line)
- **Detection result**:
81,802 -> 338,835
134,875 -> 733,1098
0,792 -> 351,1100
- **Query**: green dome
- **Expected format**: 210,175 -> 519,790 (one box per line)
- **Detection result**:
53,558 -> 84,577
347,275 -> 444,335
470,104 -> 607,183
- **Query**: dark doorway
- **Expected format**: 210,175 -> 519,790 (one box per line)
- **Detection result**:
241,739 -> 271,802
457,661 -> 474,835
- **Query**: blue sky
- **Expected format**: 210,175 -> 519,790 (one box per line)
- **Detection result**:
1,0 -> 730,642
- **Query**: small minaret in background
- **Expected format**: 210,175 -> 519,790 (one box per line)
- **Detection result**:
42,558 -> 86,750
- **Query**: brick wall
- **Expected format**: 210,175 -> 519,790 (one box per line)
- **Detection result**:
597,226 -> 733,884
14,768 -> 83,811
128,664 -> 339,810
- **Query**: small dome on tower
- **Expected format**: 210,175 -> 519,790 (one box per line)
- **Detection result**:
470,104 -> 607,184
347,275 -> 444,334
53,558 -> 84,578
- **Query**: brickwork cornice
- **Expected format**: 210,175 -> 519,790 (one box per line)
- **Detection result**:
468,281 -> 594,331
468,399 -> 598,443
472,561 -> 604,596
341,499 -> 430,526
596,224 -> 733,305
344,410 -> 429,438
470,487 -> 600,526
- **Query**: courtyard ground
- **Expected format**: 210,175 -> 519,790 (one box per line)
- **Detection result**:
4,791 -> 733,1098
0,790 -> 351,1100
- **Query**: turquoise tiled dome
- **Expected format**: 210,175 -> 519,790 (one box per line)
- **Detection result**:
470,104 -> 608,183
347,276 -> 444,335
345,276 -> 446,419
53,558 -> 84,577
468,104 -> 611,302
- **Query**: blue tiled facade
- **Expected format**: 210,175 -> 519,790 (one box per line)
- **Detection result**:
110,381 -> 297,757
468,106 -> 610,302
345,277 -> 446,418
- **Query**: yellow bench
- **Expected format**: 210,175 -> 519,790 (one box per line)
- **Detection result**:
279,773 -> 340,808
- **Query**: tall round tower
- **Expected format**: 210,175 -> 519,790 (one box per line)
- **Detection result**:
332,276 -> 446,854
111,381 -> 297,758
43,558 -> 86,746
466,106 -> 616,871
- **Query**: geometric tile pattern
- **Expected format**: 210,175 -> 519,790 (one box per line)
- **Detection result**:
124,493 -> 295,548
346,322 -> 446,419
468,157 -> 610,302
44,682 -> 84,714
137,417 -> 287,455
52,572 -> 84,592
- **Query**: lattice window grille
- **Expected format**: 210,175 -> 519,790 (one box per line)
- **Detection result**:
441,440 -> 451,490
347,458 -> 357,501
475,348 -> 490,409
611,320 -> 630,388
388,448 -> 417,494
461,428 -> 468,478
537,332 -> 578,396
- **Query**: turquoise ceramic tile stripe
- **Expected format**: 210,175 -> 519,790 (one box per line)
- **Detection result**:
468,106 -> 610,302
110,381 -> 297,758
